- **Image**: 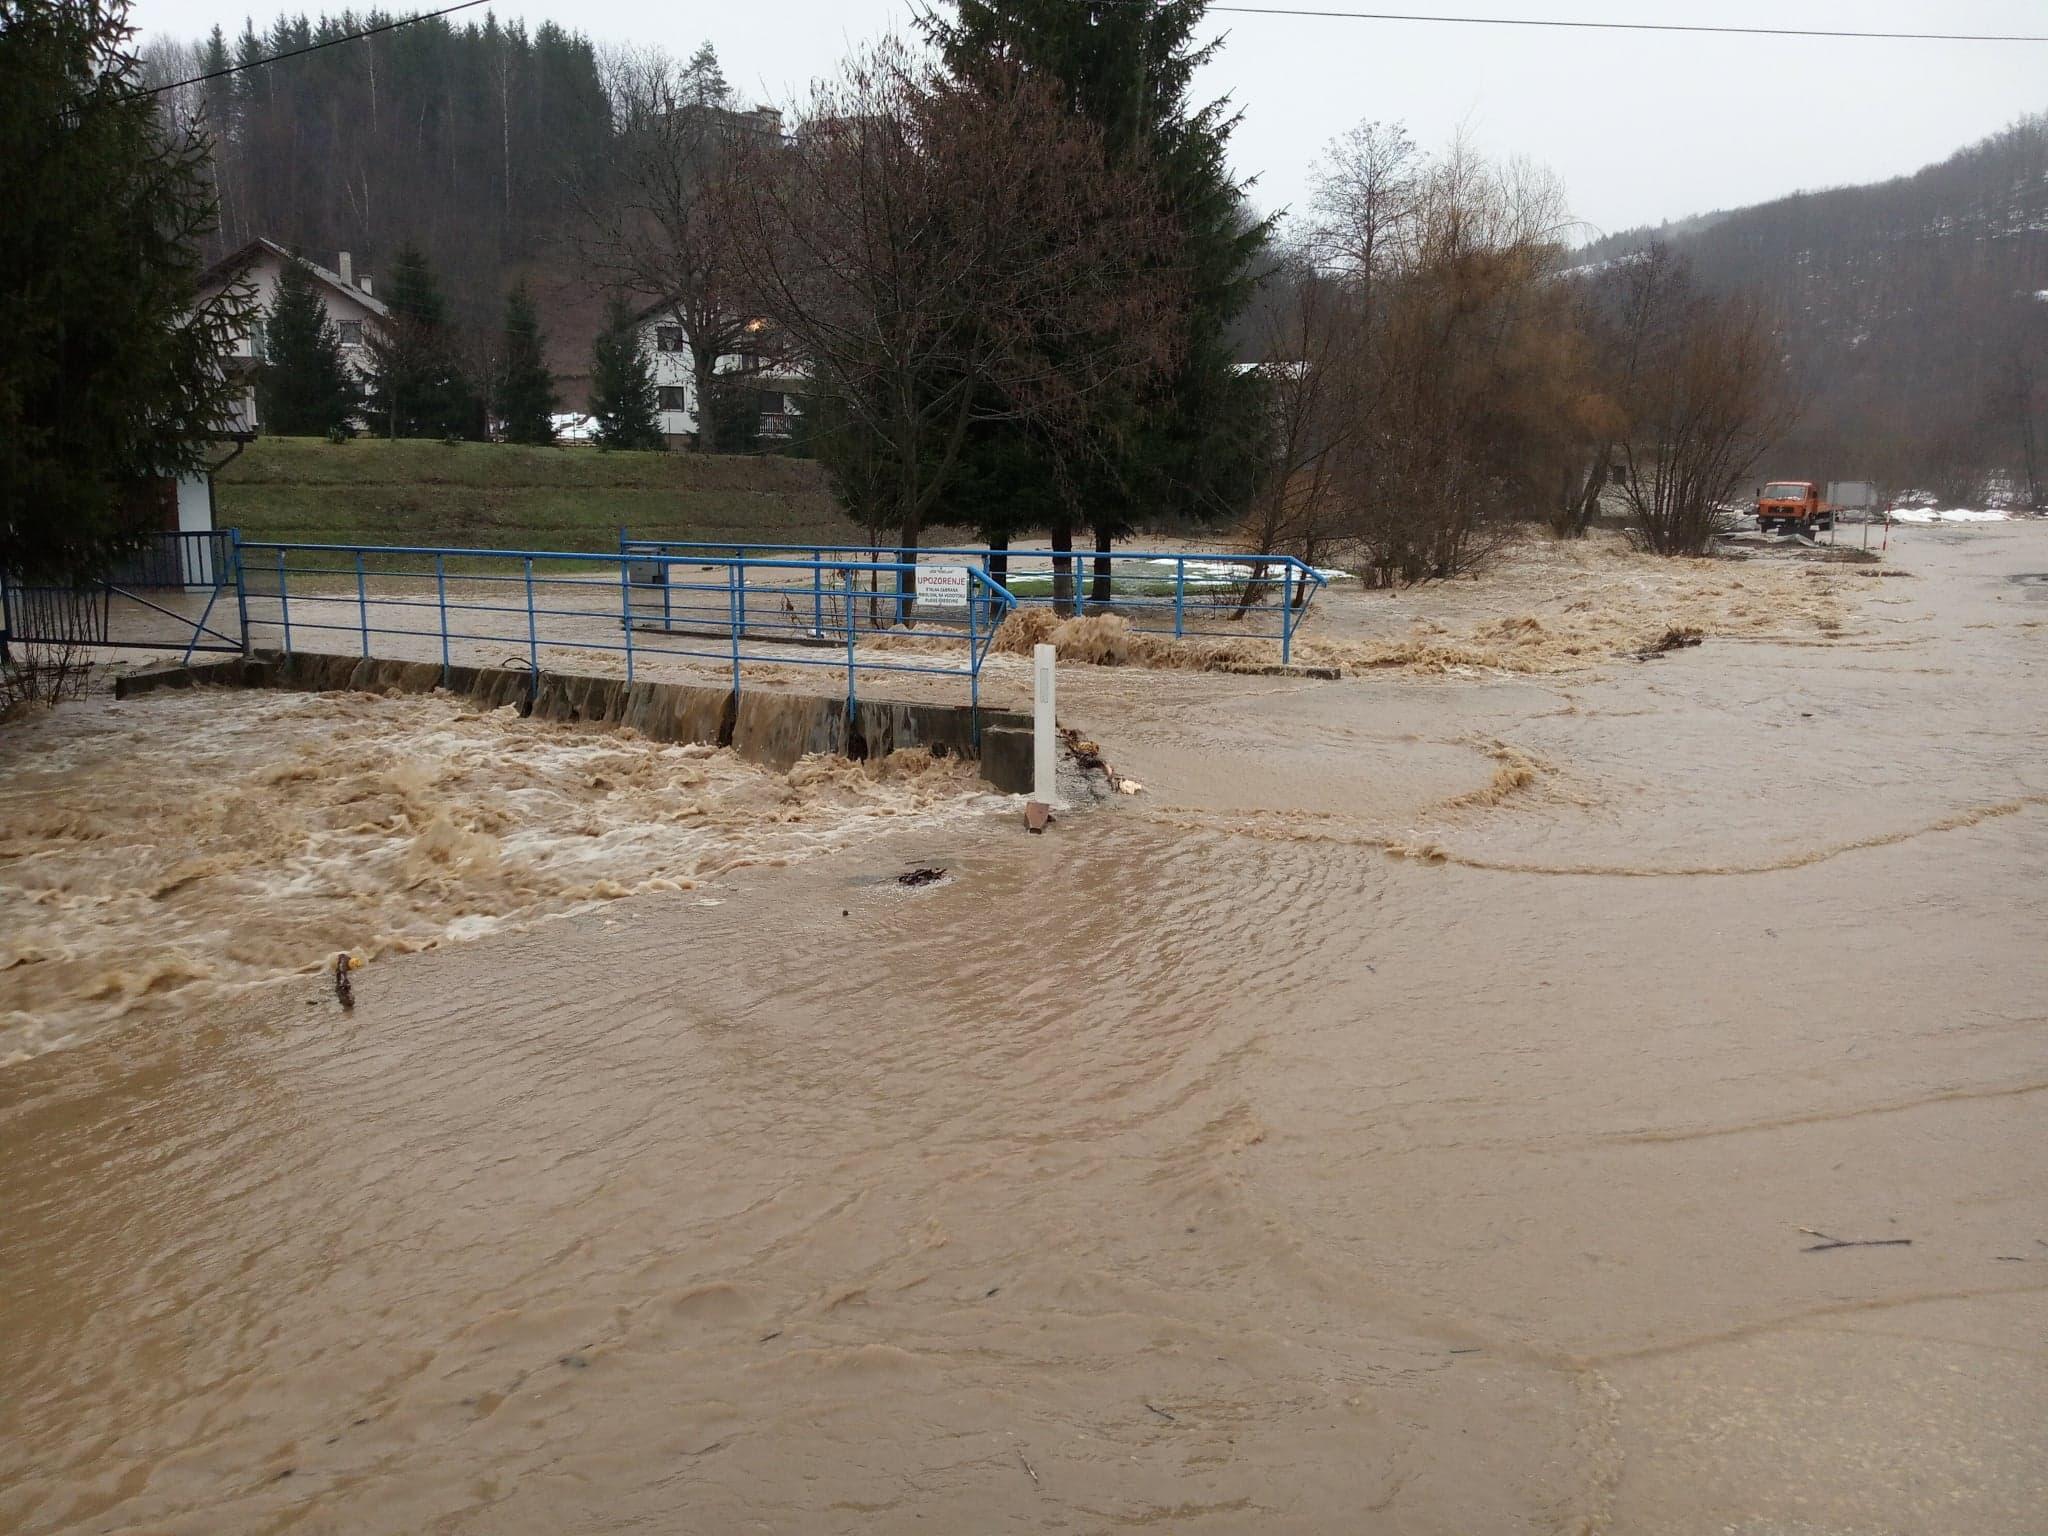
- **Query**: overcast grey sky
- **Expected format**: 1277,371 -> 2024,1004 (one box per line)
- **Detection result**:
130,0 -> 2048,238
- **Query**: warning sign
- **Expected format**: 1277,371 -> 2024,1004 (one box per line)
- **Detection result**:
918,563 -> 972,610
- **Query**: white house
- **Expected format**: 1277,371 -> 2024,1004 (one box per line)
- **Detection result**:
195,238 -> 390,433
636,303 -> 806,448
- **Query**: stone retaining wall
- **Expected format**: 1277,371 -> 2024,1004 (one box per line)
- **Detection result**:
113,650 -> 1034,792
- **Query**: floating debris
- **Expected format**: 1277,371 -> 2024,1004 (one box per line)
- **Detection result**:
1632,626 -> 1705,660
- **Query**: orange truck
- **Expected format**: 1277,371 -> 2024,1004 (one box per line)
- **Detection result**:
1753,481 -> 1837,536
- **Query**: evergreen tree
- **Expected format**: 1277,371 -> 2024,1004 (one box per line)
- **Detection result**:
924,0 -> 1272,552
496,281 -> 557,443
363,242 -> 477,438
682,40 -> 731,109
587,298 -> 663,451
1,0 -> 250,582
257,254 -> 360,436
181,11 -> 613,334
702,376 -> 760,454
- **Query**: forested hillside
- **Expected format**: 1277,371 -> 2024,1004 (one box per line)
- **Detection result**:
1576,114 -> 2048,498
143,12 -> 615,347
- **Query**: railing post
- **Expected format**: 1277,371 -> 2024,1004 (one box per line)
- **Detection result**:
229,528 -> 250,655
727,561 -> 741,695
354,550 -> 369,657
1174,556 -> 1186,638
619,557 -> 636,683
967,571 -> 980,730
523,556 -> 539,696
812,549 -> 823,638
1281,562 -> 1295,665
843,563 -> 858,729
276,548 -> 293,653
435,553 -> 450,684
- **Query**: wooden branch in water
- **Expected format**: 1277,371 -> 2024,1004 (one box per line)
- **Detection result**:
1797,1226 -> 1911,1253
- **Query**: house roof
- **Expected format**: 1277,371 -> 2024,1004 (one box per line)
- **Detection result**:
632,296 -> 687,326
198,237 -> 392,320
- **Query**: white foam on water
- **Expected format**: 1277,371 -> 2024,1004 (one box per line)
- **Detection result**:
0,688 -> 1000,1062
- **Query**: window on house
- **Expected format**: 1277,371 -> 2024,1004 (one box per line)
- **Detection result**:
655,325 -> 684,353
248,319 -> 268,361
338,320 -> 363,346
657,387 -> 689,411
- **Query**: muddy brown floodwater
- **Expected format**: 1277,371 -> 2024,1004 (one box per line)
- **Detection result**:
3,525 -> 2045,1533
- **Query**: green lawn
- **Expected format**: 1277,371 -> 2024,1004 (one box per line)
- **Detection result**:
215,436 -> 867,555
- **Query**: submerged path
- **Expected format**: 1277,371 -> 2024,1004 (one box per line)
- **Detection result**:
2,526 -> 2043,1533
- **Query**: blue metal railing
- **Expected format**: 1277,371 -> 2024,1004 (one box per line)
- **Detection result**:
232,540 -> 1017,719
1,531 -> 241,661
620,536 -> 1328,664
106,530 -> 234,591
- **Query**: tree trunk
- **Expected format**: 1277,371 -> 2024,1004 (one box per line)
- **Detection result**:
1233,561 -> 1270,619
1089,525 -> 1113,609
693,348 -> 718,453
1050,520 -> 1074,617
1575,446 -> 1612,535
896,523 -> 920,628
988,531 -> 1009,590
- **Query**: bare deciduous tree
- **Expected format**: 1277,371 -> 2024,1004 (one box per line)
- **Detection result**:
1603,245 -> 1794,555
579,47 -> 772,443
719,39 -> 1180,608
1301,133 -> 1590,583
1239,251 -> 1360,584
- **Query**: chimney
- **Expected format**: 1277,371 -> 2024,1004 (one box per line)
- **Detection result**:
358,274 -> 372,297
338,250 -> 354,286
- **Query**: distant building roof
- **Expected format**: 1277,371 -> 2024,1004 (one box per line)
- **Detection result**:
198,237 -> 392,320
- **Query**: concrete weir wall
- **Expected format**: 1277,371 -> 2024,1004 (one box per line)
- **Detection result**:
114,651 -> 1036,793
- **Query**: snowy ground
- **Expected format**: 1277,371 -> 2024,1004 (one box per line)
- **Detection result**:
1883,506 -> 2019,524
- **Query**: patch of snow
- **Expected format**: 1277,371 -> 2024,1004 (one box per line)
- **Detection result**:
551,412 -> 596,442
1885,507 -> 2010,524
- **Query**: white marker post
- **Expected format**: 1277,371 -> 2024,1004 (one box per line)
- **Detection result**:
1033,642 -> 1058,805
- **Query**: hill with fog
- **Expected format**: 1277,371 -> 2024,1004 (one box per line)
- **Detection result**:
1574,113 -> 2048,499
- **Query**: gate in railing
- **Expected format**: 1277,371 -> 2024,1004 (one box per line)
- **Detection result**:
0,531 -> 241,663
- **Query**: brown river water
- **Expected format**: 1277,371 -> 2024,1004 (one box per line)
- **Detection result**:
2,525 -> 2044,1533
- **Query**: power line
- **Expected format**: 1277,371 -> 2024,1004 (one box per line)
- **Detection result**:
1097,1 -> 2048,44
143,0 -> 496,98
140,0 -> 2048,105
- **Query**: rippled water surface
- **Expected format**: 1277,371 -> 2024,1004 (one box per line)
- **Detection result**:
2,526 -> 2043,1534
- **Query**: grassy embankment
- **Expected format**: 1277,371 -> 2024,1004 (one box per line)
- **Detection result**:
216,436 -> 865,559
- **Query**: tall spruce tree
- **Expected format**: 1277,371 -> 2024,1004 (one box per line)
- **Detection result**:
1,0 -> 250,582
925,0 -> 1271,570
588,298 -> 663,451
682,40 -> 731,109
257,254 -> 360,436
496,282 -> 558,443
363,243 -> 477,439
